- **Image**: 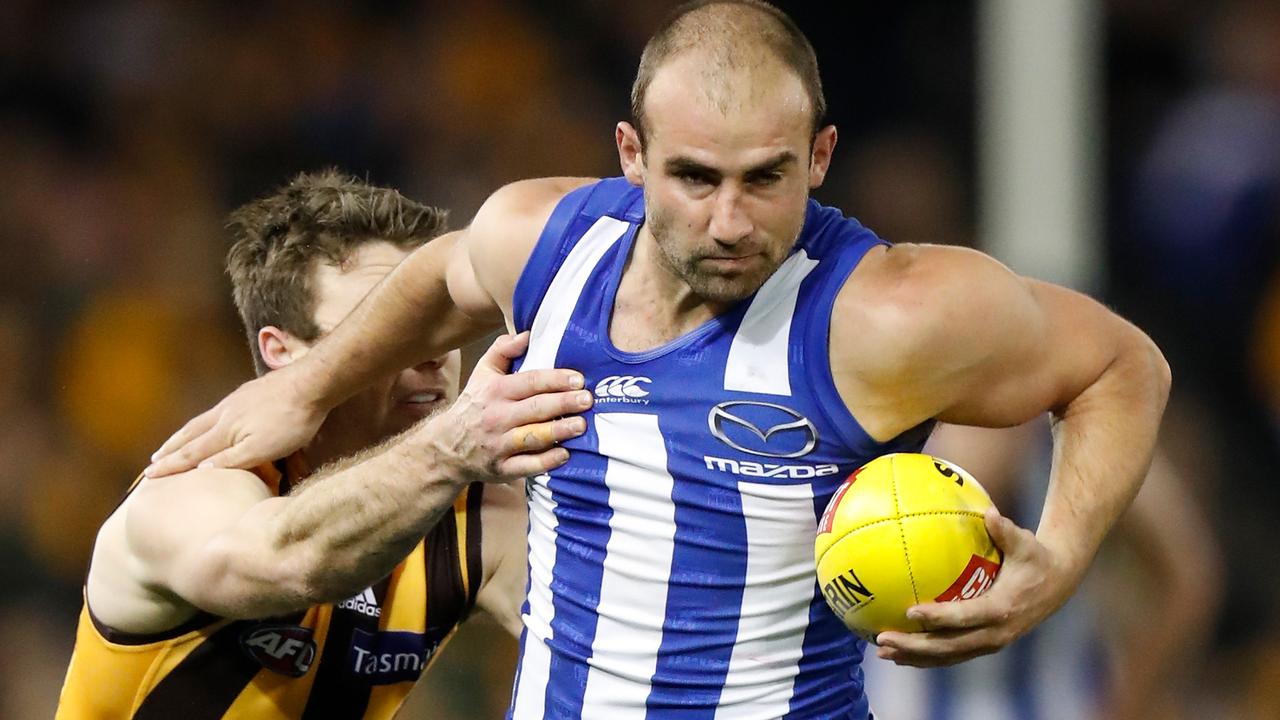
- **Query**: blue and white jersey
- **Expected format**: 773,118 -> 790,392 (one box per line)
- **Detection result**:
508,177 -> 932,720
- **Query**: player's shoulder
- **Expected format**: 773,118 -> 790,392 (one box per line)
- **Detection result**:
474,177 -> 599,228
835,243 -> 1028,371
124,467 -> 272,560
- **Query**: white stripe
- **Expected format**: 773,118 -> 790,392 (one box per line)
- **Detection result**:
860,655 -> 931,720
512,474 -> 559,719
580,414 -> 677,716
714,481 -> 816,719
724,250 -> 819,396
523,216 -> 629,371
361,587 -> 377,605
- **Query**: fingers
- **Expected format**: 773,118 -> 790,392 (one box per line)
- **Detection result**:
903,595 -> 1003,631
497,368 -> 586,400
197,443 -> 263,472
150,408 -> 218,463
506,417 -> 588,454
984,506 -> 1026,552
144,426 -> 224,478
499,390 -> 593,428
472,333 -> 531,377
499,447 -> 572,477
875,627 -> 1006,667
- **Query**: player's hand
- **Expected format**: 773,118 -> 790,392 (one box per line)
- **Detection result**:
873,507 -> 1076,667
426,332 -> 591,480
146,364 -> 326,478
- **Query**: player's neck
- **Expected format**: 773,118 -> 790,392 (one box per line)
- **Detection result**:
610,227 -> 733,352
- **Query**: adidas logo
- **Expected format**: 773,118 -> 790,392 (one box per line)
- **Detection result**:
338,587 -> 381,618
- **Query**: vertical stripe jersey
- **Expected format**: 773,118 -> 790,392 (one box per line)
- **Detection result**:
508,178 -> 933,719
57,455 -> 485,719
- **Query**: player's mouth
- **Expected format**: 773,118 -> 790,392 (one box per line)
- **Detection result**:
700,253 -> 760,272
397,389 -> 447,414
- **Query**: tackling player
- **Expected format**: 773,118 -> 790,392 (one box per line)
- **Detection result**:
57,171 -> 588,718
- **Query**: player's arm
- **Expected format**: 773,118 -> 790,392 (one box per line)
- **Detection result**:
147,177 -> 595,478
472,481 -> 529,636
119,335 -> 589,622
834,243 -> 1171,666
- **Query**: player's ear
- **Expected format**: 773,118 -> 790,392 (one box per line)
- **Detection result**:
808,124 -> 838,189
258,326 -> 309,370
616,121 -> 646,186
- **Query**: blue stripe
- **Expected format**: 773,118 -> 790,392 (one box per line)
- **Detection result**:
544,440 -> 613,717
645,456 -> 747,717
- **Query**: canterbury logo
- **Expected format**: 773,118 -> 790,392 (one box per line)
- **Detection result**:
338,587 -> 381,617
594,375 -> 652,399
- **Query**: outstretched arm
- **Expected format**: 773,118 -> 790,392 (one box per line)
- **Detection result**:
146,178 -> 593,477
108,335 -> 590,624
833,243 -> 1170,666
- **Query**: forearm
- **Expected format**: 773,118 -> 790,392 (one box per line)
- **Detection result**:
276,425 -> 470,601
298,233 -> 495,409
1038,330 -> 1171,578
197,421 -> 471,617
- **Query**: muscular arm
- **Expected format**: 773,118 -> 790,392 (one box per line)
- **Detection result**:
128,429 -> 471,621
99,335 -> 590,627
835,244 -> 1171,663
148,177 -> 596,476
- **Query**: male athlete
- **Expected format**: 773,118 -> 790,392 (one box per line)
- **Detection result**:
58,171 -> 589,718
148,2 -> 1171,718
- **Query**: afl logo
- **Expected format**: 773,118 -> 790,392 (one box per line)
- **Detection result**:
708,401 -> 818,459
594,375 -> 652,399
240,624 -> 317,677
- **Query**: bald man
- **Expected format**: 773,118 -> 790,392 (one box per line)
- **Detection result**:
149,2 -> 1170,718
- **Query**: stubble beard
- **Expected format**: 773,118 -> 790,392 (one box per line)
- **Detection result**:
646,202 -> 784,305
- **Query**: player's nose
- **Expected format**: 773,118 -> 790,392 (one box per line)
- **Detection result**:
413,354 -> 449,372
708,187 -> 753,243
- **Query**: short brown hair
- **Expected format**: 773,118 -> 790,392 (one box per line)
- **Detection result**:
226,170 -> 449,375
630,0 -> 826,146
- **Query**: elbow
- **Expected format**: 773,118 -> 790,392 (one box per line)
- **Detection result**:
1129,326 -> 1172,408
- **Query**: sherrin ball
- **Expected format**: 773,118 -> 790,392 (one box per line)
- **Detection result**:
814,452 -> 1002,643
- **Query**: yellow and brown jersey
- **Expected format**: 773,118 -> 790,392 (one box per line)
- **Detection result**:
57,455 -> 485,719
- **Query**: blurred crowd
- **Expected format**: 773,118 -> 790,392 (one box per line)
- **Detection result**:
1,1 -> 1277,717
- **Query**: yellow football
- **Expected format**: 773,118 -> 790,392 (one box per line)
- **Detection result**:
814,452 -> 1002,643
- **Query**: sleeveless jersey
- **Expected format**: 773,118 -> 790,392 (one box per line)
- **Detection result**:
57,455 -> 484,719
508,178 -> 932,719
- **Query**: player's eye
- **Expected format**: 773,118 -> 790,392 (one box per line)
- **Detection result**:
747,171 -> 783,187
674,170 -> 715,187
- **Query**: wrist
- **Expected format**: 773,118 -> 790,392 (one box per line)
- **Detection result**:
415,404 -> 482,488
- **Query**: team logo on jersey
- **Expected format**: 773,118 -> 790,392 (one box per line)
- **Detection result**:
707,401 -> 818,458
338,586 -> 381,617
240,624 -> 317,677
349,629 -> 441,685
594,375 -> 652,404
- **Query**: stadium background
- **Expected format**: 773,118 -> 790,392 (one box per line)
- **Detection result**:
1,0 -> 1278,716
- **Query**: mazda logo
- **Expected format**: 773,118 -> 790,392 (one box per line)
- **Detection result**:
707,401 -> 818,458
